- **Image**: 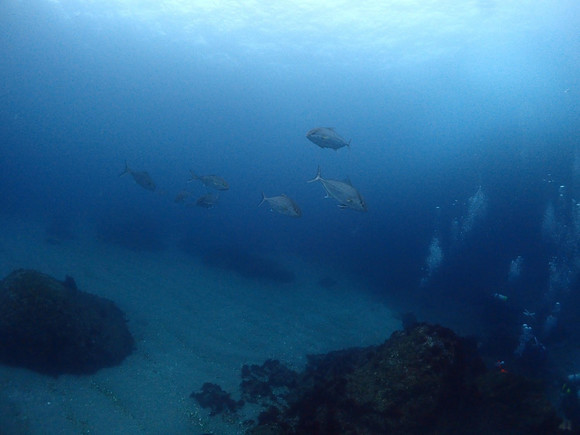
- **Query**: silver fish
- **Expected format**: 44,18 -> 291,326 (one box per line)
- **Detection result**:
306,127 -> 351,150
195,193 -> 219,209
307,166 -> 367,212
259,193 -> 302,218
120,161 -> 156,191
188,170 -> 229,191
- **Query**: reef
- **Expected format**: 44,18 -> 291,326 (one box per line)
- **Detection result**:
0,269 -> 134,376
191,323 -> 561,434
190,383 -> 244,416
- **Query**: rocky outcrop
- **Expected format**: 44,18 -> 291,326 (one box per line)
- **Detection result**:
0,269 -> 134,376
192,323 -> 561,434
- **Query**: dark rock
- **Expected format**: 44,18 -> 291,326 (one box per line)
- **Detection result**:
241,377 -> 273,403
191,382 -> 243,416
251,323 -> 561,434
561,381 -> 580,428
0,269 -> 134,376
472,371 -> 562,434
62,275 -> 78,292
257,406 -> 283,426
241,359 -> 298,405
192,323 -> 561,434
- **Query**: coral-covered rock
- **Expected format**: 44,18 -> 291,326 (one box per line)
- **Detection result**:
241,359 -> 298,404
191,383 -> 244,416
197,323 -> 561,434
0,269 -> 134,375
288,323 -> 487,434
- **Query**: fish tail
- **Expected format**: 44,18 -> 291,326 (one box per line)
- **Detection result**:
307,166 -> 322,183
258,192 -> 267,207
119,160 -> 130,177
187,170 -> 198,183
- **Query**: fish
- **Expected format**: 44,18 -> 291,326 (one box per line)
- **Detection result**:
119,161 -> 156,191
306,127 -> 351,150
188,170 -> 229,191
259,193 -> 302,218
195,193 -> 219,209
307,166 -> 367,212
174,190 -> 191,203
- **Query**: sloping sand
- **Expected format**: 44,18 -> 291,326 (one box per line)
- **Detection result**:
0,216 -> 399,434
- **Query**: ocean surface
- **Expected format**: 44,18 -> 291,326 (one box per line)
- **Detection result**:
0,0 -> 579,433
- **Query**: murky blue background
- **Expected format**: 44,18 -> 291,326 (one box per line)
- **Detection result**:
1,0 -> 579,325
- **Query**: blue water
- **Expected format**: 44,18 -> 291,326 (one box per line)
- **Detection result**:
1,0 -> 579,363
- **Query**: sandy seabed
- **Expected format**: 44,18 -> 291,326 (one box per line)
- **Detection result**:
0,216 -> 399,434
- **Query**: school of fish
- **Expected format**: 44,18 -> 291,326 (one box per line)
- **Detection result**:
120,126 -> 367,216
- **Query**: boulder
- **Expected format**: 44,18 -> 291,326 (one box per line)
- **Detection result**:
193,323 -> 562,434
0,269 -> 134,375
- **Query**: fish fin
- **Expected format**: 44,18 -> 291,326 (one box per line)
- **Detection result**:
307,166 -> 322,183
347,139 -> 351,147
258,192 -> 267,207
119,160 -> 130,177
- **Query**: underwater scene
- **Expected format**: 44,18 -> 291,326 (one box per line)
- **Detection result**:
0,0 -> 579,433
